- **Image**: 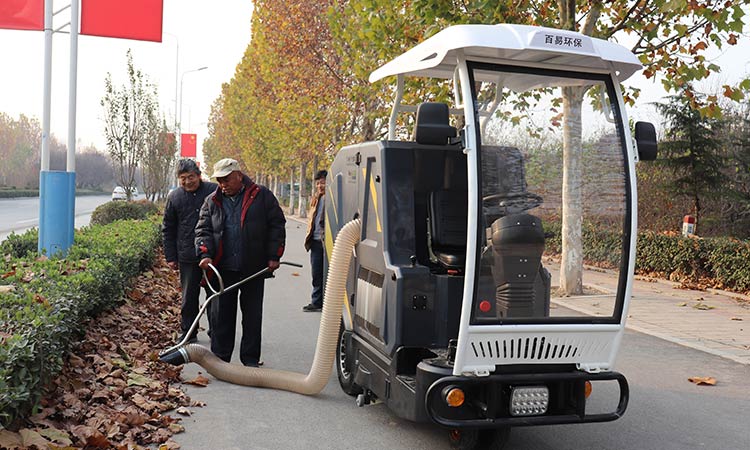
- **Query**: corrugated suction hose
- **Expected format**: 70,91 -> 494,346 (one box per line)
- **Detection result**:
162,218 -> 361,395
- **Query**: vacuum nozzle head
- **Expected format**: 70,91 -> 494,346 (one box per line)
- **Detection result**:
159,347 -> 189,365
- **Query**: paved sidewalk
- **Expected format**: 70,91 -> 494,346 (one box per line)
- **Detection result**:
547,262 -> 750,365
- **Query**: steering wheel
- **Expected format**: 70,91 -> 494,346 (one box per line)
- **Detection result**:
482,192 -> 543,204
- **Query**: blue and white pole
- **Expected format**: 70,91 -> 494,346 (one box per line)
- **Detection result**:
38,0 -> 77,257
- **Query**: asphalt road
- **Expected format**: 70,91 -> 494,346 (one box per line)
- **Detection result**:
173,219 -> 750,450
0,194 -> 111,242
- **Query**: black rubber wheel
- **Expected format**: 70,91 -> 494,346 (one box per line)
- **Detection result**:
479,427 -> 511,450
336,321 -> 363,396
448,429 -> 480,450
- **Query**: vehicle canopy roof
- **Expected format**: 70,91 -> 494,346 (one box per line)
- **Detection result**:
369,24 -> 641,85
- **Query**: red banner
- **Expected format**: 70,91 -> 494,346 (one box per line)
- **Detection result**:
81,0 -> 163,42
0,0 -> 43,31
181,134 -> 197,158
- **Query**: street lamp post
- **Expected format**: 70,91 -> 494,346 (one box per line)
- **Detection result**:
163,32 -> 179,132
179,66 -> 208,152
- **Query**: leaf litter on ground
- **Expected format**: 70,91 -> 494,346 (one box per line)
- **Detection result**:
0,249 -> 199,450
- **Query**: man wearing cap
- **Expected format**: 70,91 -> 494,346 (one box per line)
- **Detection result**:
162,159 -> 217,344
195,158 -> 286,367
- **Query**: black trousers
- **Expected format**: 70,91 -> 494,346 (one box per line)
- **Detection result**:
209,270 -> 265,365
179,261 -> 209,337
309,239 -> 324,308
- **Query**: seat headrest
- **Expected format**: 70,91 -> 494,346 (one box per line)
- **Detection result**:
413,102 -> 457,145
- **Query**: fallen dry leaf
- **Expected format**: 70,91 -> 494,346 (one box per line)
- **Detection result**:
0,430 -> 22,449
37,426 -> 73,446
692,303 -> 715,310
730,317 -> 743,321
688,376 -> 717,386
677,302 -> 687,307
184,374 -> 210,387
19,428 -> 52,449
23,248 -> 199,449
291,272 -> 300,276
159,439 -> 182,449
176,407 -> 191,416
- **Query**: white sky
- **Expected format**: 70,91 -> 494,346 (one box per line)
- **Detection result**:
0,0 -> 254,165
0,3 -> 747,168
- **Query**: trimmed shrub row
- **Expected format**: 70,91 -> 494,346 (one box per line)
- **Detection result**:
0,189 -> 106,199
0,218 -> 161,427
543,220 -> 750,293
90,199 -> 159,226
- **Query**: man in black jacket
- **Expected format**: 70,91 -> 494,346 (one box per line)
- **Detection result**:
195,158 -> 286,367
163,159 -> 218,344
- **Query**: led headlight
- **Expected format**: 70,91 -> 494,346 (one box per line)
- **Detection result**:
509,386 -> 549,417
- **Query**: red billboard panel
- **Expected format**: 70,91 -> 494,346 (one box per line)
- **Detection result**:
0,0 -> 43,31
81,0 -> 163,42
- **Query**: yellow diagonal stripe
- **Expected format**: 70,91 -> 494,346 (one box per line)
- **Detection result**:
362,167 -> 382,233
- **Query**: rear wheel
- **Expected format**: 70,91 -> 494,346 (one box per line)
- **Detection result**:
336,321 -> 362,396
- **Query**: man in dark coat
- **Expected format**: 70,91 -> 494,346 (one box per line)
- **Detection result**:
162,159 -> 218,344
195,158 -> 286,367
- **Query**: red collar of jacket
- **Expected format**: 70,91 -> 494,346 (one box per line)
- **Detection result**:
211,174 -> 261,227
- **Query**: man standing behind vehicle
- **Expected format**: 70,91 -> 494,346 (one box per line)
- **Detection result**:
195,158 -> 286,367
163,159 -> 218,344
302,170 -> 327,312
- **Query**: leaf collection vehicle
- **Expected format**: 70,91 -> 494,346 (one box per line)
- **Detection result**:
325,23 -> 657,449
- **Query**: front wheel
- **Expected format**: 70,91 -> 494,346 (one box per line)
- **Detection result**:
336,321 -> 362,396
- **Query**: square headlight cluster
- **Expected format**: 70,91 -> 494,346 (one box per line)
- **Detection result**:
509,386 -> 549,416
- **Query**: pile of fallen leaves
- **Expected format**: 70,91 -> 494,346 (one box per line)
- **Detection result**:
0,250 -> 202,449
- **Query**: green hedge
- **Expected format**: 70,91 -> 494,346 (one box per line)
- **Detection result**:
0,218 -> 160,427
90,199 -> 159,225
0,188 -> 105,199
0,229 -> 39,259
543,219 -> 750,292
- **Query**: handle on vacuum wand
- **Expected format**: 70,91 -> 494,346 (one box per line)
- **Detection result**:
159,261 -> 303,357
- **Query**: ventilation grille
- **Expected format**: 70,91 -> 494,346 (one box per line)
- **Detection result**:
467,334 -> 612,364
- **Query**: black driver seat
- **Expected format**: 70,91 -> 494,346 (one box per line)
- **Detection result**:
428,189 -> 467,269
412,102 -> 466,270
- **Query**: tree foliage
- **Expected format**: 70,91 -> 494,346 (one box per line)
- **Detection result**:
0,113 -> 41,188
101,50 -> 159,200
656,88 -> 727,231
141,118 -> 176,201
0,113 -> 113,190
204,0 -> 347,202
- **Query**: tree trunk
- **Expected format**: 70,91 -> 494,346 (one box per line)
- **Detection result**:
298,161 -> 308,219
560,86 -> 585,295
289,168 -> 296,215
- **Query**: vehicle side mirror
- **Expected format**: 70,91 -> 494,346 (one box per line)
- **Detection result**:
634,121 -> 657,161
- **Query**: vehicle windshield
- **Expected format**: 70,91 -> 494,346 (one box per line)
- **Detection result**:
469,63 -> 631,324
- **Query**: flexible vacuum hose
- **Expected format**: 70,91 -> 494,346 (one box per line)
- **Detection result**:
162,218 -> 361,395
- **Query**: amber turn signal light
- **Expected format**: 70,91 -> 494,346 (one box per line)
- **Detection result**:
445,387 -> 465,407
584,380 -> 592,398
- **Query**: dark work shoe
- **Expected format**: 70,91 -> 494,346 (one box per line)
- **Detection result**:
243,360 -> 264,368
302,303 -> 322,312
